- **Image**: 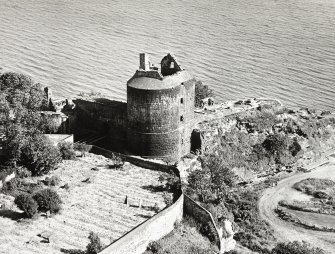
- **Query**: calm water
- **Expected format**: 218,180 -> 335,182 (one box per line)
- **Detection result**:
0,0 -> 334,109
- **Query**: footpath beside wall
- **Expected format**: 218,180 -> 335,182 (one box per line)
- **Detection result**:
100,194 -> 184,254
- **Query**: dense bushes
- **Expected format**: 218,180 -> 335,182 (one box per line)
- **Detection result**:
33,188 -> 62,214
14,193 -> 38,218
225,189 -> 275,253
293,178 -> 335,198
195,80 -> 213,108
15,188 -> 62,217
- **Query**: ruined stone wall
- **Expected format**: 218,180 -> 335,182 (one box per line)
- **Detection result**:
127,86 -> 181,159
73,99 -> 127,147
74,99 -> 126,128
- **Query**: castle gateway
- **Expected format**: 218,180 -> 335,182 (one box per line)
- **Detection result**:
127,53 -> 195,161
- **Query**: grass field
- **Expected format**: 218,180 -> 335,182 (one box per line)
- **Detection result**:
284,208 -> 335,229
143,217 -> 218,254
0,153 -> 166,254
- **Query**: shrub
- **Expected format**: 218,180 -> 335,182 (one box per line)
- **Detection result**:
271,241 -> 325,254
14,193 -> 38,218
58,142 -> 76,160
146,241 -> 162,253
86,231 -> 103,254
1,178 -> 21,195
195,80 -> 213,108
109,154 -> 124,169
15,166 -> 32,178
313,191 -> 329,199
43,176 -> 61,186
33,188 -> 62,214
162,192 -> 173,207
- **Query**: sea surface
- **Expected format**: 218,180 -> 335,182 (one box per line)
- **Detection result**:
0,0 -> 334,110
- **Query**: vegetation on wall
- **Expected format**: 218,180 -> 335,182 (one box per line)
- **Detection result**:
195,80 -> 213,108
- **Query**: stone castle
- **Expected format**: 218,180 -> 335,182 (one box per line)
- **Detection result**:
127,53 -> 195,160
70,53 -> 196,161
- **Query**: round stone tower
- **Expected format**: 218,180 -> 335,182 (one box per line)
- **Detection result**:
127,53 -> 195,161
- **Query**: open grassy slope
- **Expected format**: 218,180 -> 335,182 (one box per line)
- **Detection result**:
0,154 -> 165,254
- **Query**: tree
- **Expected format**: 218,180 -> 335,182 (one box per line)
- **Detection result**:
0,93 -> 10,124
195,80 -> 213,108
271,241 -> 325,254
20,134 -> 62,176
262,133 -> 295,166
0,72 -> 46,111
86,232 -> 103,254
187,151 -> 237,203
33,188 -> 62,214
14,193 -> 38,218
158,171 -> 181,202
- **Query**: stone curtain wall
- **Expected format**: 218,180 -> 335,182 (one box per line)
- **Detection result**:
100,194 -> 184,254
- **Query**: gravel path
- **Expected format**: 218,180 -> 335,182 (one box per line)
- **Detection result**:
259,160 -> 335,254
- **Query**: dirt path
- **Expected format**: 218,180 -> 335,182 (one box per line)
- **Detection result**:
259,160 -> 335,254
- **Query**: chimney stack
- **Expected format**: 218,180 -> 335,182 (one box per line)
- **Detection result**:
139,53 -> 150,71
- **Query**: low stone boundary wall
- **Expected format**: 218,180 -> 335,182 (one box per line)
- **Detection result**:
100,194 -> 184,254
184,194 -> 221,249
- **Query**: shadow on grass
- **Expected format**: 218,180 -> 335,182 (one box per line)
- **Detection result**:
141,184 -> 166,193
136,214 -> 152,219
0,209 -> 25,220
60,248 -> 86,254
